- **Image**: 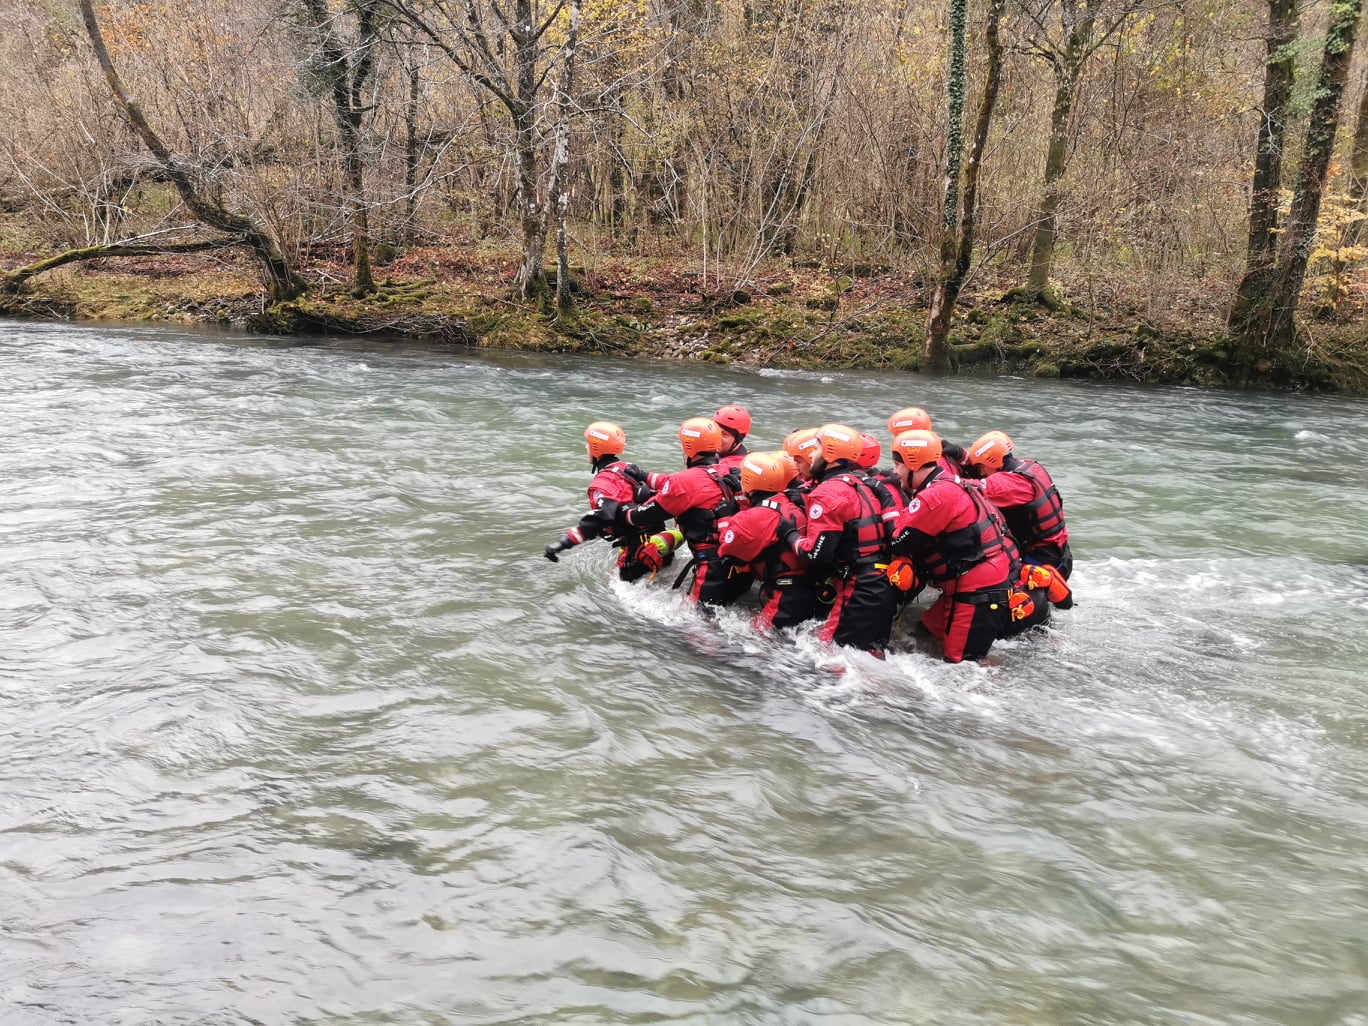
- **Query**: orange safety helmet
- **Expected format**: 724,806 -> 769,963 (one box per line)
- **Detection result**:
678,417 -> 723,461
891,429 -> 942,470
858,433 -> 881,469
888,407 -> 932,435
584,421 -> 626,461
967,430 -> 1014,474
783,427 -> 822,464
815,423 -> 863,464
713,405 -> 752,436
739,451 -> 791,495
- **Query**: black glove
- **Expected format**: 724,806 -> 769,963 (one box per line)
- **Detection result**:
544,538 -> 571,562
777,517 -> 799,547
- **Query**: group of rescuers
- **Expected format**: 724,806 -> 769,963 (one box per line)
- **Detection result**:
544,405 -> 1074,663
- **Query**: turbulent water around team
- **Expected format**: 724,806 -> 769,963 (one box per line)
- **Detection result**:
2,319 -> 1366,1026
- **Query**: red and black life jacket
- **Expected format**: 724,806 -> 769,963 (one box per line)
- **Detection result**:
675,464 -> 742,547
859,469 -> 903,542
911,477 -> 1007,583
757,493 -> 809,581
1001,458 -> 1065,548
832,473 -> 888,575
592,460 -> 654,504
589,461 -> 653,544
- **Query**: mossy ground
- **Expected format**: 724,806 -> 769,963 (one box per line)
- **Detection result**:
3,244 -> 1367,393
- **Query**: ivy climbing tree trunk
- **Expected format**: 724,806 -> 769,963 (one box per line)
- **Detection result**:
925,0 -> 969,374
76,0 -> 304,302
1229,0 -> 1301,335
927,0 -> 1006,372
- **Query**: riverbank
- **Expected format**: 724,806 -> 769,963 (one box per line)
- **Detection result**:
4,246 -> 1367,392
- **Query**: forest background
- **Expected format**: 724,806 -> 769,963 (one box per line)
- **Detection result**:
3,0 -> 1368,391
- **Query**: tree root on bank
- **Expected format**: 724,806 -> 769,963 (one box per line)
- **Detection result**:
246,302 -> 476,345
999,285 -> 1076,315
0,292 -> 76,319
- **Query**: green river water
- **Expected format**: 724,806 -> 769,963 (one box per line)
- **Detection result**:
1,320 -> 1366,1025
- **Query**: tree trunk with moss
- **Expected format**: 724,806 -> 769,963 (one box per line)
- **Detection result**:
1023,4 -> 1094,301
1333,64 -> 1368,262
1,237 -> 243,295
76,0 -> 304,302
1252,0 -> 1364,352
1229,0 -> 1302,335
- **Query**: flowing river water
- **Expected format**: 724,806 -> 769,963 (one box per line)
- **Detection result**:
2,319 -> 1366,1026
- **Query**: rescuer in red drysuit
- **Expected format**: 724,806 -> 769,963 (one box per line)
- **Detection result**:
776,423 -> 898,656
888,429 -> 1013,663
616,417 -> 751,607
782,427 -> 822,485
714,405 -> 753,474
888,406 -> 969,477
544,421 -> 681,581
716,451 -> 821,632
963,430 -> 1074,583
857,431 -> 907,522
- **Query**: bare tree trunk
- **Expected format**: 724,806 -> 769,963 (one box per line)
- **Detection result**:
76,0 -> 304,302
1256,0 -> 1363,351
513,0 -> 547,299
550,0 -> 581,312
381,0 -> 569,302
403,41 -> 420,245
1024,24 -> 1091,300
300,0 -> 378,296
927,0 -> 1006,368
1229,0 -> 1301,334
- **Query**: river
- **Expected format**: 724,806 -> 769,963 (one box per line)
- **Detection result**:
2,319 -> 1366,1025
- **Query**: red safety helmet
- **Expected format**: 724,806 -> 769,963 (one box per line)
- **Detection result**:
891,429 -> 942,470
967,430 -> 1014,474
887,407 -> 932,435
584,421 -> 626,461
739,452 -> 791,495
713,405 -> 752,436
815,423 -> 863,464
678,417 -> 723,461
858,433 -> 881,469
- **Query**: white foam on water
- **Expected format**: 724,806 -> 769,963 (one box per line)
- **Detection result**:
607,572 -> 1015,727
592,537 -> 1350,810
